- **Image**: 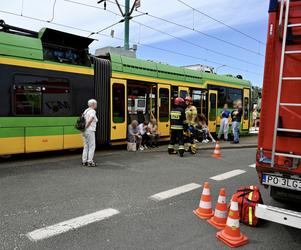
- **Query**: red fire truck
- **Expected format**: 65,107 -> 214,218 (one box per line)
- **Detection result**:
255,0 -> 301,228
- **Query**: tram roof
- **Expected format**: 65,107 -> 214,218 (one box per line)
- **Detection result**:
109,53 -> 251,87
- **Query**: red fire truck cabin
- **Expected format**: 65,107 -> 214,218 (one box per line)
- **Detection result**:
257,0 -> 301,201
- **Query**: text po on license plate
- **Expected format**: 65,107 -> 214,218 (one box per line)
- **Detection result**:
262,174 -> 301,191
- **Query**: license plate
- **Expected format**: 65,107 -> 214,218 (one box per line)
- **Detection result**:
262,174 -> 301,191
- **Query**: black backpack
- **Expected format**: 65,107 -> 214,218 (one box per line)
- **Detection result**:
75,109 -> 88,131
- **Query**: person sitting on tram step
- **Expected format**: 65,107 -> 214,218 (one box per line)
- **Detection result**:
82,99 -> 98,167
128,120 -> 143,151
197,114 -> 216,143
138,120 -> 150,149
148,118 -> 160,148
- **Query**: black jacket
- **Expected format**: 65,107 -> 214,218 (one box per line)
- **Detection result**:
170,106 -> 186,130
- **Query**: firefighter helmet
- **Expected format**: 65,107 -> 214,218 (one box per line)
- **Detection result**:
174,97 -> 184,105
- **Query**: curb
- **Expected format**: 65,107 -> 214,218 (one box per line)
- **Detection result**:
140,144 -> 258,153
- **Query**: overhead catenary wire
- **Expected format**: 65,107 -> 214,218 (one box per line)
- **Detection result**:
105,0 -> 264,56
132,19 -> 263,68
48,0 -> 57,23
177,0 -> 266,45
64,0 -> 263,68
98,32 -> 262,76
0,9 -> 262,76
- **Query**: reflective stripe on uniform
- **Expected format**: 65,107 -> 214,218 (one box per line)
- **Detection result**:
199,200 -> 212,209
168,144 -> 174,149
171,125 -> 183,130
178,145 -> 185,150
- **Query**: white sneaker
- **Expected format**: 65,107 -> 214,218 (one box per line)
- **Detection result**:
139,146 -> 144,151
144,145 -> 148,149
205,139 -> 209,143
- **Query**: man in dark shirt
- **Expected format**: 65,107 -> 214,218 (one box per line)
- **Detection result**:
231,100 -> 243,144
168,97 -> 186,157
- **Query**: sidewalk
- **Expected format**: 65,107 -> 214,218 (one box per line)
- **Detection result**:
197,135 -> 258,150
141,135 -> 258,153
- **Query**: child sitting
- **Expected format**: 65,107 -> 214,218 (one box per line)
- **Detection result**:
197,114 -> 216,143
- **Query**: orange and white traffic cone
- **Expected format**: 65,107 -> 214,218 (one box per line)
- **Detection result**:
193,182 -> 214,219
216,195 -> 249,248
212,141 -> 221,159
207,188 -> 228,229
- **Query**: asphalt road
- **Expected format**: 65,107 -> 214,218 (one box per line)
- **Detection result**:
1,147 -> 300,250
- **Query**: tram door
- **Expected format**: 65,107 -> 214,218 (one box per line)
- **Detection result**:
157,84 -> 170,136
243,88 -> 250,130
110,78 -> 127,140
208,90 -> 218,132
179,87 -> 189,99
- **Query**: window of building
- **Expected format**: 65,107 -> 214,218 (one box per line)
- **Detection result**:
159,88 -> 169,122
112,83 -> 125,123
13,75 -> 71,116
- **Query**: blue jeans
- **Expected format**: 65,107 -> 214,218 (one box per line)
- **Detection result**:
232,121 -> 240,142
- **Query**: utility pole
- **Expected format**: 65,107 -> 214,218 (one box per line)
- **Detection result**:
98,0 -> 144,50
124,0 -> 130,50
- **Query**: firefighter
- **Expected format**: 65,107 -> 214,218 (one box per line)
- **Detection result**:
168,97 -> 186,157
184,96 -> 198,154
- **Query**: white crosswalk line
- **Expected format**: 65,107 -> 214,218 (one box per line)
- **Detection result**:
210,169 -> 246,181
249,164 -> 256,168
149,183 -> 202,201
26,208 -> 119,242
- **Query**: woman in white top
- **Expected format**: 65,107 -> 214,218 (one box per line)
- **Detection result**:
82,99 -> 98,167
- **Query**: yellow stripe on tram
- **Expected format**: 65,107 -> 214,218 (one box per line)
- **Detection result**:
0,57 -> 94,75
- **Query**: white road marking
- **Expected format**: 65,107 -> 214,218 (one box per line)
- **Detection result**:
149,183 -> 202,201
26,208 -> 119,242
249,164 -> 256,168
210,169 -> 246,181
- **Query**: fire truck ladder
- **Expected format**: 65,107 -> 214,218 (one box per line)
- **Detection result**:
271,0 -> 301,167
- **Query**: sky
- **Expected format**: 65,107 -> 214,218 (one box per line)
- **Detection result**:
0,0 -> 270,86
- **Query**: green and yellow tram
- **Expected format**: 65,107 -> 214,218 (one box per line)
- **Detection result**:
0,23 -> 251,156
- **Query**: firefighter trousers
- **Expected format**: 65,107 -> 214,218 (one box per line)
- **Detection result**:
168,129 -> 185,152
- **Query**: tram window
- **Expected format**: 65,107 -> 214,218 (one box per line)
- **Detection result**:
191,89 -> 201,105
244,97 -> 249,120
14,86 -> 42,115
208,85 -> 242,109
112,83 -> 125,123
13,75 -> 71,116
227,88 -> 242,108
159,88 -> 169,122
209,93 -> 217,121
